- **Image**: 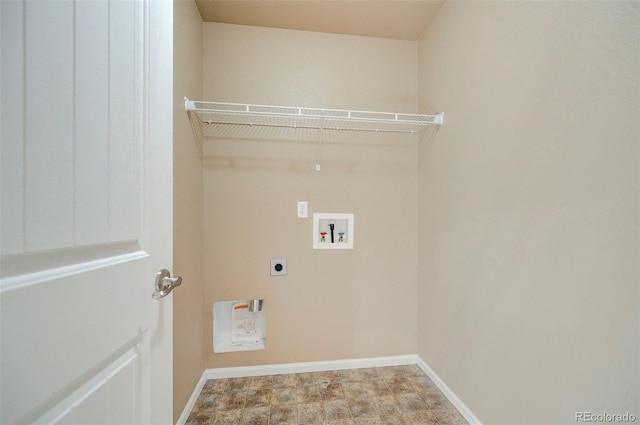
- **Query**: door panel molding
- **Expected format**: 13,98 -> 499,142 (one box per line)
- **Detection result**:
1,241 -> 146,292
20,335 -> 146,425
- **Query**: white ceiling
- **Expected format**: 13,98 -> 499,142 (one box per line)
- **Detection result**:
194,0 -> 445,41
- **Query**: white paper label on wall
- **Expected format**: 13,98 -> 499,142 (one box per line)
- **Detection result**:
231,302 -> 262,345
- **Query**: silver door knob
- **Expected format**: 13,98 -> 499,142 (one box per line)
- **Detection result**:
152,269 -> 182,299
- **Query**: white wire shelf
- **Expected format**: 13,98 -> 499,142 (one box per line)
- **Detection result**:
185,99 -> 442,133
184,98 -> 444,169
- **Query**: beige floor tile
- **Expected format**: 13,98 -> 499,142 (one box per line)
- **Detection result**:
249,375 -> 273,391
318,369 -> 349,384
226,377 -> 251,392
245,389 -> 271,408
296,372 -> 319,387
297,402 -> 325,423
270,404 -> 297,425
216,391 -> 246,410
348,397 -> 378,417
201,379 -> 227,395
242,406 -> 270,425
422,390 -> 451,410
271,387 -> 297,405
343,382 -> 370,399
368,380 -> 393,396
185,410 -> 215,425
385,378 -> 414,394
272,373 -> 297,388
353,416 -> 383,425
324,399 -> 351,420
395,393 -> 429,412
406,410 -> 438,425
297,385 -> 322,403
379,414 -> 410,425
372,395 -> 402,416
212,408 -> 242,425
320,382 -> 346,400
194,394 -> 219,413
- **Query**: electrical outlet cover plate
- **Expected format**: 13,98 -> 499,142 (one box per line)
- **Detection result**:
297,201 -> 308,218
270,259 -> 287,276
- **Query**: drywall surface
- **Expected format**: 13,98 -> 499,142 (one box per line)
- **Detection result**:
203,23 -> 419,368
173,1 -> 204,422
417,2 -> 639,424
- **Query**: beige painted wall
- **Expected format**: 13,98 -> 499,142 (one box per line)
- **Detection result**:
417,2 -> 639,424
173,1 -> 204,422
202,23 -> 419,368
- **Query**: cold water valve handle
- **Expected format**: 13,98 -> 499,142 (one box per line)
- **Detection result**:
152,269 -> 182,299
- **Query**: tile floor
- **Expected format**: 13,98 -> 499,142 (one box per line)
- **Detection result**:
186,364 -> 468,425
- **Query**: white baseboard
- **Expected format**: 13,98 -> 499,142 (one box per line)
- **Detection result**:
175,372 -> 208,425
176,354 -> 481,425
416,356 -> 482,425
204,354 -> 417,380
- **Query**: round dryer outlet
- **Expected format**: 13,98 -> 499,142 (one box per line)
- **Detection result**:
270,259 -> 287,276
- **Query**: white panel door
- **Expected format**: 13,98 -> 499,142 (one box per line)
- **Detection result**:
0,1 -> 174,424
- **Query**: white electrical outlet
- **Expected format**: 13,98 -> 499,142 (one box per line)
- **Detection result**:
297,201 -> 308,218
